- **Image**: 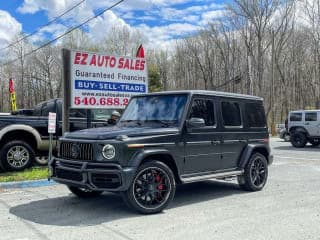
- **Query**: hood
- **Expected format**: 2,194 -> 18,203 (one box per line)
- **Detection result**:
64,125 -> 179,140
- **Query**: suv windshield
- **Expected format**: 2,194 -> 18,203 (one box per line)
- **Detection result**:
120,94 -> 188,127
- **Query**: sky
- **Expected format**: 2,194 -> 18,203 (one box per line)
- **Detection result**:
0,0 -> 228,51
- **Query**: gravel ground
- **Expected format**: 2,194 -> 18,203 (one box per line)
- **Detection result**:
0,138 -> 319,240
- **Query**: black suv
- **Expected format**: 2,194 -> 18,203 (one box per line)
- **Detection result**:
49,91 -> 273,214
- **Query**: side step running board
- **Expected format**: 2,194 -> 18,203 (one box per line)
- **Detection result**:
181,170 -> 244,183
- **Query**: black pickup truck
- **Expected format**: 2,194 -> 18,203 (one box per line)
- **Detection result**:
0,98 -> 117,171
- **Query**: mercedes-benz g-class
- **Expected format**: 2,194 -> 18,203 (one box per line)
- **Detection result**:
49,90 -> 273,214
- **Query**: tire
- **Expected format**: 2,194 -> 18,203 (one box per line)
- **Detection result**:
309,139 -> 320,147
238,153 -> 268,191
68,186 -> 103,198
121,161 -> 176,214
34,156 -> 48,166
290,132 -> 307,148
0,140 -> 34,171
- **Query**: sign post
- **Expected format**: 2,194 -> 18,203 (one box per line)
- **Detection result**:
62,49 -> 71,134
48,112 -> 57,164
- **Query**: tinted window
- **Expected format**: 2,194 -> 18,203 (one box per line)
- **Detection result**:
33,104 -> 42,116
46,101 -> 56,114
70,109 -> 87,118
121,95 -> 187,127
222,101 -> 241,126
91,109 -> 123,121
290,113 -> 302,121
245,102 -> 266,127
189,99 -> 215,126
305,112 -> 317,121
41,103 -> 49,116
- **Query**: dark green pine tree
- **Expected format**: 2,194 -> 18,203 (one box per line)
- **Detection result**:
148,64 -> 162,92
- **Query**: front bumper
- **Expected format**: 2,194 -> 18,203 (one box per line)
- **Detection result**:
49,157 -> 136,191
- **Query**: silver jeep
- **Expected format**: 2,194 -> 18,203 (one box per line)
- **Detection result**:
288,110 -> 320,147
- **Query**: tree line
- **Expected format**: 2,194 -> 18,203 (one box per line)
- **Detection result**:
0,0 -> 319,127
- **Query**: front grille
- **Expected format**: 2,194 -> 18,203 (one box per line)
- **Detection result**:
56,168 -> 83,182
60,142 -> 94,160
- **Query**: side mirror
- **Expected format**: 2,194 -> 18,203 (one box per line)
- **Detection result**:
187,118 -> 206,129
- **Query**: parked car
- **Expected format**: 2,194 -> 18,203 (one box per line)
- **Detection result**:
49,90 -> 273,214
279,128 -> 290,141
0,98 -> 120,171
288,110 -> 320,147
278,119 -> 290,141
276,123 -> 285,134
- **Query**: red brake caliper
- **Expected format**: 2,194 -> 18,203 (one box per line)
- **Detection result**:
156,174 -> 163,190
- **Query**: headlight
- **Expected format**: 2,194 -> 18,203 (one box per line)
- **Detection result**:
102,144 -> 116,159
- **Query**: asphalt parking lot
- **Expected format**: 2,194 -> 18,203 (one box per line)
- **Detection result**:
0,138 -> 319,240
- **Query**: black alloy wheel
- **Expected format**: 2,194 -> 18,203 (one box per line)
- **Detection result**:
239,153 -> 268,191
290,132 -> 307,148
249,156 -> 267,188
122,161 -> 176,214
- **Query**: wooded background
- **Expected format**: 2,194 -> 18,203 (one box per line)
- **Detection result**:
0,0 -> 319,127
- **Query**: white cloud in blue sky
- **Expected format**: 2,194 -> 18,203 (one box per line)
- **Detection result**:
0,10 -> 22,48
0,0 -> 227,49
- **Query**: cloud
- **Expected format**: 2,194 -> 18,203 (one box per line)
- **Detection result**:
16,0 -> 225,51
0,10 -> 22,49
201,10 -> 227,25
136,23 -> 199,50
89,11 -> 130,41
29,23 -> 69,44
88,11 -> 129,42
18,0 -> 93,22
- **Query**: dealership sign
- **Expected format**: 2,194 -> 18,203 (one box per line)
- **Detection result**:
70,50 -> 148,109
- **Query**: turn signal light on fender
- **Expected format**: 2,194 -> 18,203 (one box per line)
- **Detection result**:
127,144 -> 145,148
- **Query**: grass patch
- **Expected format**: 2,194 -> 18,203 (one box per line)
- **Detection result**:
0,167 -> 48,182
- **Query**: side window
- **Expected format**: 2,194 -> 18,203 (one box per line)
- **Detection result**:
33,104 -> 42,116
245,102 -> 266,128
290,113 -> 302,121
70,109 -> 87,118
47,101 -> 56,114
305,112 -> 317,121
222,101 -> 241,127
189,99 -> 215,126
41,103 -> 49,116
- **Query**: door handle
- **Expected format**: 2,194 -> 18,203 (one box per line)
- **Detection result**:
212,140 -> 220,145
305,122 -> 310,125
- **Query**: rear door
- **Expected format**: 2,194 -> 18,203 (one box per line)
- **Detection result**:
304,111 -> 320,136
288,112 -> 303,130
219,99 -> 247,170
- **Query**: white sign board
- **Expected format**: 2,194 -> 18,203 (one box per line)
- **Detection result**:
48,112 -> 57,133
70,50 -> 148,109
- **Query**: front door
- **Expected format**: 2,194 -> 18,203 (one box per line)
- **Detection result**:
183,97 -> 221,174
